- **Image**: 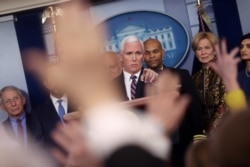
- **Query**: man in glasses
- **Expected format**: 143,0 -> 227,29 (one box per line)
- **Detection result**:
0,85 -> 33,147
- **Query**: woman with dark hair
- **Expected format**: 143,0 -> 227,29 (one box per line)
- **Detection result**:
238,33 -> 250,100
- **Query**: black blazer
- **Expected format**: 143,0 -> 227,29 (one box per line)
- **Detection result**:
115,68 -> 145,101
162,66 -> 204,137
105,144 -> 168,167
162,66 -> 204,167
2,112 -> 33,141
31,98 -> 76,149
115,66 -> 204,167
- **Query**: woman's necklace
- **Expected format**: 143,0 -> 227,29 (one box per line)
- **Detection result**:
245,68 -> 250,78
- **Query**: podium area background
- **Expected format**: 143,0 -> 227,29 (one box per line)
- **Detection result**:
0,0 -> 248,121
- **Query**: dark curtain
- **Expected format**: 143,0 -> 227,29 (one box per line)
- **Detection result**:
14,8 -> 49,109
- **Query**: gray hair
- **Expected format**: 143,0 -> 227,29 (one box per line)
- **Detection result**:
0,86 -> 23,103
120,35 -> 144,53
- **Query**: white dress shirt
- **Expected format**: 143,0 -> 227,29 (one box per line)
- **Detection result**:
50,95 -> 68,115
123,70 -> 141,100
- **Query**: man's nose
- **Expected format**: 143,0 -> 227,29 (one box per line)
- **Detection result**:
10,100 -> 17,106
132,54 -> 137,60
149,52 -> 154,58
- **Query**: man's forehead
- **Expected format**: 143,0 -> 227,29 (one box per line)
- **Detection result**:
2,89 -> 18,94
145,40 -> 161,47
125,41 -> 142,47
2,90 -> 20,98
145,47 -> 159,52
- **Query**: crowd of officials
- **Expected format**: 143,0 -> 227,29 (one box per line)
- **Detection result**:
0,1 -> 250,167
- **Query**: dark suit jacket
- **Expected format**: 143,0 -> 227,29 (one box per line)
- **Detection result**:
115,66 -> 204,167
162,66 -> 204,167
2,112 -> 33,142
115,68 -> 145,101
31,98 -> 76,149
105,145 -> 168,167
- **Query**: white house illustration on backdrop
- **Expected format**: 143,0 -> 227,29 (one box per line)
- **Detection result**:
103,25 -> 176,52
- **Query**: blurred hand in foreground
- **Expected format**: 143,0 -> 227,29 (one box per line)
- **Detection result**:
146,70 -> 190,134
208,39 -> 240,91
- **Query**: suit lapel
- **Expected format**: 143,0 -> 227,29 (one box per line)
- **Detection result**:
26,112 -> 32,133
135,69 -> 145,99
2,118 -> 15,138
46,99 -> 61,122
115,69 -> 145,101
116,73 -> 129,101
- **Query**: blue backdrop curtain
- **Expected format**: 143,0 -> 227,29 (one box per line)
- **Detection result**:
14,8 -> 49,109
212,0 -> 244,71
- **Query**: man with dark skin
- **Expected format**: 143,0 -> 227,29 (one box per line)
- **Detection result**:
144,39 -> 165,71
144,38 -> 205,167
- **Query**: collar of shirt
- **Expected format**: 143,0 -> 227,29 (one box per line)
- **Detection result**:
50,94 -> 68,114
9,111 -> 26,124
123,69 -> 141,100
123,70 -> 141,83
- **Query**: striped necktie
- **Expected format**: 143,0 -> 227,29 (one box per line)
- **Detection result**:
130,75 -> 137,100
17,118 -> 24,144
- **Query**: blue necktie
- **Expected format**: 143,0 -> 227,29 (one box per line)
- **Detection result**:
57,99 -> 65,122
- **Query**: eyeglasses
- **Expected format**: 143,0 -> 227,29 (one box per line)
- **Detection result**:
3,96 -> 21,105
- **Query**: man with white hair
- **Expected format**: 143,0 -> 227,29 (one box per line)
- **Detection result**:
115,35 -> 159,101
0,86 -> 33,147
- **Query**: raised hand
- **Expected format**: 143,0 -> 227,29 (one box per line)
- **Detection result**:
145,70 -> 190,134
140,68 -> 159,83
208,39 -> 240,91
52,121 -> 101,167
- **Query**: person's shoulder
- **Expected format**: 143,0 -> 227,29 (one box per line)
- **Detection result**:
163,66 -> 188,73
238,69 -> 246,77
237,69 -> 250,84
31,99 -> 53,113
192,68 -> 202,78
164,67 -> 191,78
113,72 -> 124,83
105,144 -> 168,167
2,118 -> 10,127
174,68 -> 189,75
25,111 -> 32,118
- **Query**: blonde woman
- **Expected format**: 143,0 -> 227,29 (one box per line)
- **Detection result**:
192,32 -> 227,135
